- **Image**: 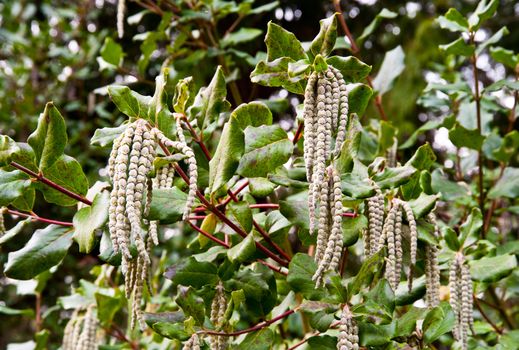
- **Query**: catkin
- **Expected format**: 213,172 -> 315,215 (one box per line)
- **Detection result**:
77,304 -> 97,350
425,213 -> 441,307
183,333 -> 201,350
117,0 -> 125,38
337,305 -> 359,350
400,200 -> 418,291
380,202 -> 399,290
449,253 -> 473,350
0,207 -> 6,235
209,283 -> 228,350
63,305 -> 98,350
365,188 -> 384,257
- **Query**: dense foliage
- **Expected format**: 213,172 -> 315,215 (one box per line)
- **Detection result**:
0,0 -> 518,349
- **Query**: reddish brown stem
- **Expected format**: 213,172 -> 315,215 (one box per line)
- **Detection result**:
188,221 -> 230,248
473,294 -> 503,334
201,309 -> 295,336
217,181 -> 250,208
292,122 -> 304,144
253,221 -> 291,262
258,259 -> 288,276
287,331 -> 320,350
10,162 -> 92,206
250,203 -> 279,210
180,116 -> 212,160
7,209 -> 74,227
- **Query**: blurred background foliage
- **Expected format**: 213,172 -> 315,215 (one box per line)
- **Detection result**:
0,0 -> 518,348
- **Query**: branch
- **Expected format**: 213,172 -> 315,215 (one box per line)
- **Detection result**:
200,309 -> 296,336
292,122 -> 304,144
6,209 -> 74,227
10,162 -> 92,206
188,221 -> 230,248
473,294 -> 502,335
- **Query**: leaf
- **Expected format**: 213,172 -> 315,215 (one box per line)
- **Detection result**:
0,135 -> 20,167
306,335 -> 337,349
37,155 -> 89,206
150,321 -> 189,340
148,187 -> 188,224
327,56 -> 371,83
248,177 -> 275,198
436,8 -> 469,32
250,57 -> 306,95
221,28 -> 262,48
395,307 -> 427,338
357,8 -> 398,44
108,85 -> 151,120
0,170 -> 32,207
342,215 -> 365,247
228,201 -> 253,234
237,125 -> 292,178
209,117 -> 245,196
287,253 -> 328,300
4,225 -> 74,280
422,302 -> 455,343
349,249 -> 385,297
173,77 -> 195,114
0,305 -> 34,317
476,26 -> 509,55
490,46 -> 519,69
407,193 -> 439,219
372,165 -> 417,190
468,0 -> 499,30
444,227 -> 461,251
175,286 -> 205,326
90,124 -> 128,148
309,14 -> 337,60
406,143 -> 436,170
341,173 -> 376,199
228,234 -> 256,264
231,102 -> 273,129
234,328 -> 274,350
336,113 -> 362,173
264,22 -> 306,61
469,254 -> 517,283
73,191 -> 109,253
301,301 -> 338,332
487,167 -> 519,199
100,37 -> 123,66
27,102 -> 67,170
0,219 -> 31,245
165,257 -> 218,289
372,46 -> 405,95
95,291 -> 124,326
459,207 -> 482,247
377,120 -> 396,154
348,83 -> 373,116
358,321 -> 396,346
440,37 -> 475,57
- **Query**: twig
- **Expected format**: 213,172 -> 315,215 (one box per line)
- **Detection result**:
287,331 -> 320,350
10,162 -> 92,206
188,221 -> 230,248
473,294 -> 503,334
292,122 -> 304,144
6,209 -> 74,227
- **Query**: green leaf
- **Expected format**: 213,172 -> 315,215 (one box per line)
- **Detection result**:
221,28 -> 262,48
0,170 -> 32,207
309,14 -> 337,60
372,45 -> 405,95
348,83 -> 373,116
35,329 -> 50,350
341,173 -> 376,199
0,219 -> 31,245
327,56 -> 371,83
488,167 -> 519,199
108,85 -> 151,120
250,57 -> 306,94
148,187 -> 188,224
342,215 -> 365,247
407,193 -> 439,219
235,328 -> 274,350
300,301 -> 338,332
280,195 -> 310,240
100,37 -> 123,66
422,302 -> 455,343
73,191 -> 109,253
231,102 -> 273,129
490,46 -> 519,69
448,123 -> 484,150
358,321 -> 395,346
459,207 -> 482,247
336,114 -> 361,173
150,321 -> 189,340
175,286 -> 205,326
90,124 -> 128,148
287,253 -> 327,300
27,102 -> 67,170
372,165 -> 417,190
468,0 -> 499,30
437,8 -> 469,32
477,27 -> 509,55
349,249 -> 385,297
377,120 -> 396,154
173,76 -> 195,114
0,305 -> 34,317
469,254 -> 517,283
444,227 -> 461,251
4,225 -> 74,280
406,143 -> 436,170
237,125 -> 292,178
37,155 -> 89,206
228,201 -> 253,234
0,135 -> 20,167
95,291 -> 124,326
209,117 -> 245,196
165,257 -> 218,289
357,8 -> 398,44
395,307 -> 427,338
440,37 -> 475,57
264,22 -> 306,61
228,234 -> 256,264
306,335 -> 337,349
248,177 -> 275,198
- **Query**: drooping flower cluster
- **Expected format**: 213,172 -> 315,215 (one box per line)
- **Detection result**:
182,333 -> 201,350
62,304 -> 98,350
449,252 -> 473,350
303,67 -> 349,238
0,207 -> 6,235
425,212 -> 441,307
364,187 -> 384,257
336,305 -> 359,350
108,119 -> 198,329
312,166 -> 343,287
117,0 -> 125,38
209,283 -> 228,350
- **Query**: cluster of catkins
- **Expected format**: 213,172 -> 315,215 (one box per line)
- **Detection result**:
182,334 -> 201,350
62,304 -> 98,350
209,283 -> 228,350
108,118 -> 197,329
302,66 -> 349,285
336,305 -> 359,350
365,196 -> 418,291
449,252 -> 473,350
425,213 -> 441,307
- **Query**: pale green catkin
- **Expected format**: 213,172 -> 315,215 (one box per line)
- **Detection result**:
0,207 -> 6,235
425,213 -> 441,307
117,0 -> 125,38
449,252 -> 473,350
365,188 -> 384,257
209,283 -> 228,350
183,333 -> 201,350
337,305 -> 359,350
